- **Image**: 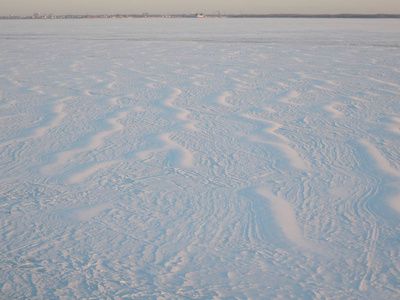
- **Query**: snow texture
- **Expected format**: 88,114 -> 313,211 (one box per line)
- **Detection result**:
1,18 -> 400,299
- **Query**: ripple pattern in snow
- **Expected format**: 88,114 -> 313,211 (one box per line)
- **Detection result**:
1,18 -> 400,299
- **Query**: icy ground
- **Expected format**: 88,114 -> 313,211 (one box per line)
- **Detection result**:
1,18 -> 400,299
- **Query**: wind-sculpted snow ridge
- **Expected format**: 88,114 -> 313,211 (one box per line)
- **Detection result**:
1,18 -> 400,299
132,87 -> 196,168
240,113 -> 310,171
40,110 -> 128,183
359,139 -> 400,213
0,96 -> 71,148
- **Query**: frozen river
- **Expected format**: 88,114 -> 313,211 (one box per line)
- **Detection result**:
1,18 -> 400,299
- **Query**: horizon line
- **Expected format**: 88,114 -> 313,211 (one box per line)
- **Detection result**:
2,13 -> 400,19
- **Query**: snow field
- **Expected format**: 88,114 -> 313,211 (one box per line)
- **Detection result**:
1,18 -> 400,299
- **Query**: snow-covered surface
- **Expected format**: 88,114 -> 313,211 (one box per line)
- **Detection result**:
1,18 -> 400,299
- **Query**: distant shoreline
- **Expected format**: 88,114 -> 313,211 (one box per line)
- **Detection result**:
1,13 -> 400,20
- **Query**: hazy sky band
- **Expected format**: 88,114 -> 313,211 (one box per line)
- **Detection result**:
2,0 -> 400,16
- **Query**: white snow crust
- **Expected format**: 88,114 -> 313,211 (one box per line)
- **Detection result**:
1,18 -> 400,299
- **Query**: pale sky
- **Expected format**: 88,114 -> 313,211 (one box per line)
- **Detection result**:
1,0 -> 400,16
